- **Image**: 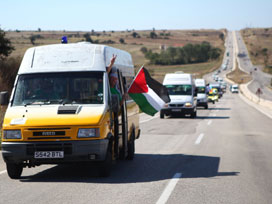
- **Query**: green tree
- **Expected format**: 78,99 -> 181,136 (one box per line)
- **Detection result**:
0,28 -> 14,60
83,33 -> 93,43
150,31 -> 157,39
29,35 -> 36,45
132,32 -> 139,38
219,33 -> 224,41
119,38 -> 125,44
140,47 -> 148,54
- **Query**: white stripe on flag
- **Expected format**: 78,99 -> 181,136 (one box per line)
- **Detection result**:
143,86 -> 165,111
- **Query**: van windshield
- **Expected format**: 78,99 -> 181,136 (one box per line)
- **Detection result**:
13,72 -> 104,106
165,85 -> 192,95
196,86 -> 206,94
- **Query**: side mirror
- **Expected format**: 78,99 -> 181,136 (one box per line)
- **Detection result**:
0,91 -> 9,105
111,94 -> 119,113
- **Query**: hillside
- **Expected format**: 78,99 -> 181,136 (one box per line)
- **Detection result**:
3,29 -> 225,82
241,28 -> 272,74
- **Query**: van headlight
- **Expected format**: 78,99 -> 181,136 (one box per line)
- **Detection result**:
3,130 -> 22,139
77,128 -> 100,138
184,102 -> 192,107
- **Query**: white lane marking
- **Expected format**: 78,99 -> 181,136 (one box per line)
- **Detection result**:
195,133 -> 204,144
140,115 -> 159,124
207,120 -> 212,126
0,170 -> 7,175
156,173 -> 182,204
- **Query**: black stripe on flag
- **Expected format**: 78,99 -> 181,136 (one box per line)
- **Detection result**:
143,67 -> 170,103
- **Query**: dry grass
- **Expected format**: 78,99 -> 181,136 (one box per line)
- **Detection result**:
226,61 -> 252,84
6,29 -> 225,66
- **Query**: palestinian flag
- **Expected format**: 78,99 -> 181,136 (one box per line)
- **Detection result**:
128,67 -> 170,116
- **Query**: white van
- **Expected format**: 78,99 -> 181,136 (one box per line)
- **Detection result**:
231,84 -> 239,93
160,73 -> 197,118
195,78 -> 208,109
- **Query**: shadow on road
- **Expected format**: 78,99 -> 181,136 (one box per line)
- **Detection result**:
208,108 -> 231,110
166,115 -> 230,120
20,153 -> 239,183
196,116 -> 230,119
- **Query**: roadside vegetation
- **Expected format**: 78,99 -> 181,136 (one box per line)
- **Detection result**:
142,41 -> 221,65
241,28 -> 272,74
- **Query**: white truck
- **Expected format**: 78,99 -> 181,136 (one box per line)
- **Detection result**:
195,78 -> 208,109
160,73 -> 197,118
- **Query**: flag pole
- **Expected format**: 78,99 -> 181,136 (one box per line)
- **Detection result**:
127,64 -> 144,92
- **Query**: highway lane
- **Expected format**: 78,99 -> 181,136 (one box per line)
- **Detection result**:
1,92 -> 272,204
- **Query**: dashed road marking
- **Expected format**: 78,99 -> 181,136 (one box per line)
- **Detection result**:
156,173 -> 182,204
0,170 -> 7,175
195,133 -> 204,144
207,120 -> 212,126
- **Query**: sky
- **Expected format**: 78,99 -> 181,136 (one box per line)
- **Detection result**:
0,0 -> 271,31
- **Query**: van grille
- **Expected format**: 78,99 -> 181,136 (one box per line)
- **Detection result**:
26,127 -> 71,140
169,104 -> 183,107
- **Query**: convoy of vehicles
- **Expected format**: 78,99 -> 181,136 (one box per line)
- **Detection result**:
0,41 -> 231,179
0,43 -> 140,179
160,73 -> 197,118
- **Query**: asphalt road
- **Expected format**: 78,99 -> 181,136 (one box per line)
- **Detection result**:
1,92 -> 272,204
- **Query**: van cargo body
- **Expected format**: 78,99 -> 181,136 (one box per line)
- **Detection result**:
160,73 -> 197,118
0,43 -> 140,178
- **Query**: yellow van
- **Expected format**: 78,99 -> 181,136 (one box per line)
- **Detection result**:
0,43 -> 140,179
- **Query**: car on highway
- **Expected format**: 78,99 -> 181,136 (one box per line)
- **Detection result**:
230,84 -> 239,93
208,88 -> 219,104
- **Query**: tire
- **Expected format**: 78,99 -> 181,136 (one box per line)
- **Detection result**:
160,111 -> 164,119
190,111 -> 197,118
6,163 -> 23,179
99,145 -> 112,177
205,104 -> 208,109
127,131 -> 135,160
212,101 -> 215,104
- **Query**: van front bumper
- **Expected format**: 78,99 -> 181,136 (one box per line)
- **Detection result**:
161,107 -> 195,115
1,140 -> 109,164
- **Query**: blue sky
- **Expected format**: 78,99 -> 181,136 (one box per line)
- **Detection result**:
0,0 -> 271,31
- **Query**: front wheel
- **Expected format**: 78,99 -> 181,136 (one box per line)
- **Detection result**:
99,145 -> 112,177
160,111 -> 164,119
127,131 -> 135,160
190,111 -> 197,118
6,163 -> 23,179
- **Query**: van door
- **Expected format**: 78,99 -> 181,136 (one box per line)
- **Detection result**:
117,70 -> 128,159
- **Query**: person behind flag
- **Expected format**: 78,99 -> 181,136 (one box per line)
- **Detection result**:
128,66 -> 170,116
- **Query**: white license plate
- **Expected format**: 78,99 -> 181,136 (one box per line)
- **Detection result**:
34,151 -> 64,159
172,109 -> 181,112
